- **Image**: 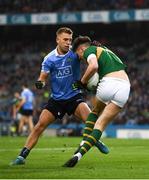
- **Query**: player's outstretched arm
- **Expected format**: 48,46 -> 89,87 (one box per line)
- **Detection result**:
35,72 -> 48,89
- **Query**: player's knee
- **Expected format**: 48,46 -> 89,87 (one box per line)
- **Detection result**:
34,121 -> 46,133
92,109 -> 100,116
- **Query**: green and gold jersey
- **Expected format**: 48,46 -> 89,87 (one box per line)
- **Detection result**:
13,97 -> 23,113
83,45 -> 126,80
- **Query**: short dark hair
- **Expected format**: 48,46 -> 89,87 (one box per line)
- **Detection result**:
56,27 -> 73,36
91,40 -> 101,47
72,36 -> 91,52
22,82 -> 28,88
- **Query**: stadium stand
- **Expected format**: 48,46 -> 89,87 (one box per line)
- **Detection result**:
0,0 -> 148,13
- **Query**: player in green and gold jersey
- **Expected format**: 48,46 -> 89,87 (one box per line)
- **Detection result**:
64,36 -> 131,167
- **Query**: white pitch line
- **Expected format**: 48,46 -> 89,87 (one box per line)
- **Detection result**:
0,147 -> 75,152
0,146 -> 145,152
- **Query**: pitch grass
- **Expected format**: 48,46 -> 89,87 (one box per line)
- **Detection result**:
0,136 -> 149,179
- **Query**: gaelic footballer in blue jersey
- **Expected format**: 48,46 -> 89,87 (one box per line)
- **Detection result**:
13,84 -> 34,135
41,48 -> 81,100
10,27 -> 109,166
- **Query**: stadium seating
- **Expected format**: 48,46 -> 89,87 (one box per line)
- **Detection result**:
0,0 -> 148,13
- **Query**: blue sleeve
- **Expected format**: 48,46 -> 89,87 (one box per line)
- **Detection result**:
41,57 -> 52,73
71,51 -> 80,62
74,53 -> 79,61
21,91 -> 26,99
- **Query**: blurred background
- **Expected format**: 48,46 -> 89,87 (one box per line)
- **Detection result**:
0,0 -> 149,138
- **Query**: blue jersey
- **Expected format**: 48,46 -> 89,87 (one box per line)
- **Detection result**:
21,88 -> 34,110
41,48 -> 81,100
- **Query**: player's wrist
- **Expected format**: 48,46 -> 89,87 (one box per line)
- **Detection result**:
35,80 -> 45,89
72,80 -> 87,90
80,79 -> 87,87
79,80 -> 87,89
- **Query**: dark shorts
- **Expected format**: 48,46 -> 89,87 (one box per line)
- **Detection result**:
21,109 -> 33,116
44,93 -> 85,119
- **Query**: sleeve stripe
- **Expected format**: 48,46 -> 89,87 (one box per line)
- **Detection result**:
96,47 -> 103,60
87,54 -> 97,63
41,70 -> 50,73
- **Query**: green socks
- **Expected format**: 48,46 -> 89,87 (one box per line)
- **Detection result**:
80,129 -> 102,156
83,113 -> 98,141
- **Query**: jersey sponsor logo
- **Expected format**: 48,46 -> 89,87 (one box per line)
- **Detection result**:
67,58 -> 73,62
61,58 -> 73,66
56,65 -> 72,78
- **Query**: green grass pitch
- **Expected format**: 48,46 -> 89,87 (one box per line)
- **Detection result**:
0,136 -> 149,179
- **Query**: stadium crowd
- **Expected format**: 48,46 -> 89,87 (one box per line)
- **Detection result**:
0,37 -> 149,129
0,0 -> 148,13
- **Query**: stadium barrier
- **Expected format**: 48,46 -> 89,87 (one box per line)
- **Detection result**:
46,124 -> 149,139
105,124 -> 149,139
0,9 -> 149,25
1,121 -> 149,138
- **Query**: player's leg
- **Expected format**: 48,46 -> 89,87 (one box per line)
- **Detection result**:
18,115 -> 26,135
81,98 -> 105,141
75,98 -> 109,154
74,102 -> 90,123
81,86 -> 107,142
27,115 -> 34,133
74,100 -> 109,154
64,102 -> 121,167
78,102 -> 121,155
78,79 -> 131,157
24,109 -> 55,149
64,79 -> 130,167
10,109 -> 55,165
65,79 -> 130,167
90,98 -> 109,154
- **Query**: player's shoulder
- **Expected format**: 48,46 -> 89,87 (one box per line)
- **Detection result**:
68,49 -> 78,59
21,88 -> 28,95
85,45 -> 97,53
69,49 -> 75,55
43,49 -> 77,62
43,49 -> 56,62
84,45 -> 97,59
21,89 -> 26,96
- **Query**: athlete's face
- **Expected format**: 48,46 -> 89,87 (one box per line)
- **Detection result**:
56,32 -> 72,54
14,92 -> 20,98
76,45 -> 86,60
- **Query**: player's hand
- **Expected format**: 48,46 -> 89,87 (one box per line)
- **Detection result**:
35,81 -> 45,89
72,80 -> 87,90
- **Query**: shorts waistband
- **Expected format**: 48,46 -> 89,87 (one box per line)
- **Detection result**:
101,77 -> 130,85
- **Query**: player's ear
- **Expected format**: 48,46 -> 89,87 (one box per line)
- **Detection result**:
80,47 -> 84,55
56,35 -> 60,44
56,36 -> 59,44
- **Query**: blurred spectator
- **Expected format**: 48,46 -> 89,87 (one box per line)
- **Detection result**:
0,0 -> 149,14
11,92 -> 22,135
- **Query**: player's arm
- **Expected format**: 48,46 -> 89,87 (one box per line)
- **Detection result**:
12,104 -> 17,119
81,54 -> 98,84
35,70 -> 48,89
35,56 -> 51,89
15,98 -> 26,112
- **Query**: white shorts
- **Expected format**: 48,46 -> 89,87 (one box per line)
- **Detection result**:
96,77 -> 130,108
16,113 -> 22,121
